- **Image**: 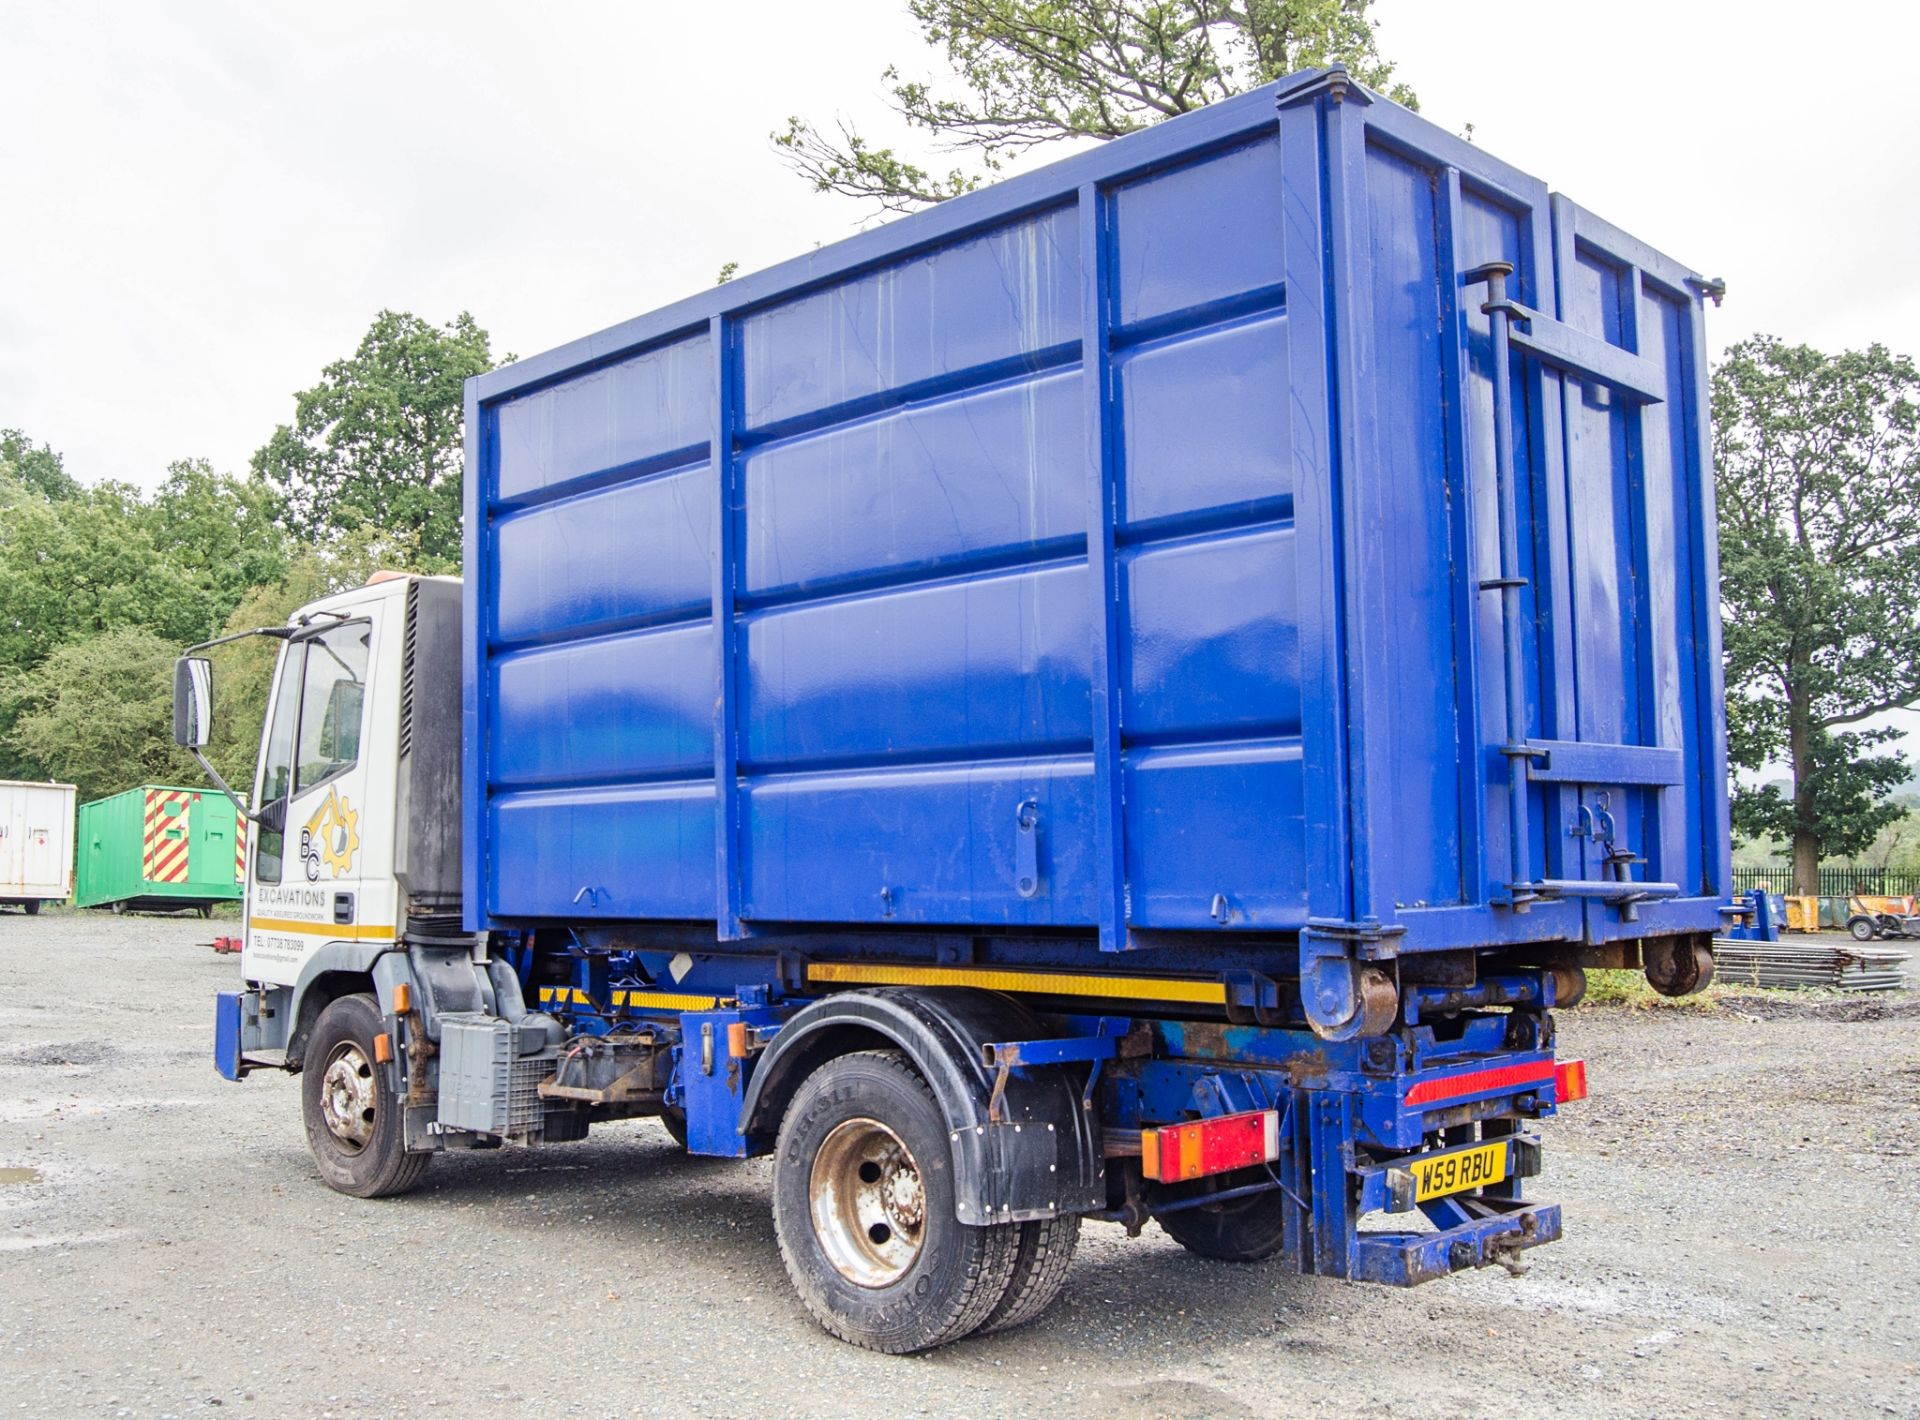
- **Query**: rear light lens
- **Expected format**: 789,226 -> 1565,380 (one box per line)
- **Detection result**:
1553,1058 -> 1588,1104
1141,1109 -> 1280,1183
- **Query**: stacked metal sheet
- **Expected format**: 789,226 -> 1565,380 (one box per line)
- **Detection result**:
1712,939 -> 1911,992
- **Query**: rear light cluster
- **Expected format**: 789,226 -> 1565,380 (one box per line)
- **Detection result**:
1553,1058 -> 1588,1104
1141,1109 -> 1280,1183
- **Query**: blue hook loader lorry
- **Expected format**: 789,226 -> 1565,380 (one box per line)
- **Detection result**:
177,67 -> 1733,1352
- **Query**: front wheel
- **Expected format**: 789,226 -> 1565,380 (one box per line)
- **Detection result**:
1849,916 -> 1876,942
301,993 -> 430,1199
1157,1182 -> 1289,1262
772,1049 -> 1019,1353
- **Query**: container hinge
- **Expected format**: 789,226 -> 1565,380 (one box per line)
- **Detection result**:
1688,275 -> 1728,307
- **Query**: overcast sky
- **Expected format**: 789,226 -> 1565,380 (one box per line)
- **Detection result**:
6,0 -> 1917,490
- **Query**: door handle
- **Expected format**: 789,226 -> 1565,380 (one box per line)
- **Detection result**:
333,892 -> 354,925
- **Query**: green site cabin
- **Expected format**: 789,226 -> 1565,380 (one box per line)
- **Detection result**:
73,785 -> 244,913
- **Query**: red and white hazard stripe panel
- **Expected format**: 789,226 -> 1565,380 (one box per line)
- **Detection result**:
234,815 -> 247,883
142,789 -> 194,885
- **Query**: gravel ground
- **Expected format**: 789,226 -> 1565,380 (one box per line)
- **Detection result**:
2,908 -> 1916,1420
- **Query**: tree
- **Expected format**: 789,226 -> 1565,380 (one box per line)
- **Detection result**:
0,479 -> 189,675
2,628 -> 193,802
775,0 -> 1416,212
1852,792 -> 1919,874
251,311 -> 499,567
0,440 -> 292,783
0,428 -> 78,501
144,459 -> 293,643
1714,335 -> 1920,892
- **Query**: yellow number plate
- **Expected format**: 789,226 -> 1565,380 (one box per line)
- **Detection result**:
1413,1141 -> 1507,1201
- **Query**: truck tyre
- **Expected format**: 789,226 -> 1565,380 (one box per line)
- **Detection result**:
980,1214 -> 1080,1333
659,1107 -> 689,1148
1849,916 -> 1876,942
772,1049 -> 1020,1353
301,993 -> 430,1199
1157,1185 -> 1288,1262
22,900 -> 39,916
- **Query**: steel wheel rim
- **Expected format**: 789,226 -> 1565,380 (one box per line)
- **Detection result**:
319,1041 -> 377,1152
808,1116 -> 927,1288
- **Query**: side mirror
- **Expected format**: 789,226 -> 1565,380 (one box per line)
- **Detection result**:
173,657 -> 213,749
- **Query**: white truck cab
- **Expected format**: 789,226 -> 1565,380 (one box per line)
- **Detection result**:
175,572 -> 467,1046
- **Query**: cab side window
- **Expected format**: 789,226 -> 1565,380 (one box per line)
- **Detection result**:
251,621 -> 371,885
294,622 -> 371,795
253,643 -> 305,884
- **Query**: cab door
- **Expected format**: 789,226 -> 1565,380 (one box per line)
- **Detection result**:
242,618 -> 380,986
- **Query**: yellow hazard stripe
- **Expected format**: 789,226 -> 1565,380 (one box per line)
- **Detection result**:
248,916 -> 397,941
616,989 -> 720,1011
149,839 -> 190,883
535,987 -> 721,1012
805,961 -> 1228,1005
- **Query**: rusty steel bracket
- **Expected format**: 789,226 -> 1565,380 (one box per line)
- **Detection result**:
980,1026 -> 1125,1124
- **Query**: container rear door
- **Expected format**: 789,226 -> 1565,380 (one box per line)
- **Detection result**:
187,795 -> 234,893
141,790 -> 195,889
1326,95 -> 1729,950
1531,196 -> 1730,943
20,787 -> 69,895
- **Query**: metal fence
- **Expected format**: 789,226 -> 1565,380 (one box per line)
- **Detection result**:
1731,867 -> 1920,897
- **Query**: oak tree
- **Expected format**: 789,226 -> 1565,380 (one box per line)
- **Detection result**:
252,311 -> 498,567
1714,336 -> 1920,893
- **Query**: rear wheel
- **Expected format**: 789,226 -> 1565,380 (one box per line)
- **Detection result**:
980,1213 -> 1080,1333
1849,916 -> 1876,942
1157,1182 -> 1288,1262
22,900 -> 39,916
301,993 -> 430,1199
659,1107 -> 689,1148
772,1049 -> 1019,1352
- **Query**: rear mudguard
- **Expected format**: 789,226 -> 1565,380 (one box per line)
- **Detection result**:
738,987 -> 1105,1225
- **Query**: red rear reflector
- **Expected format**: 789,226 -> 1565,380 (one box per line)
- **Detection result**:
1141,1109 -> 1280,1183
1553,1058 -> 1588,1104
1403,1060 -> 1554,1107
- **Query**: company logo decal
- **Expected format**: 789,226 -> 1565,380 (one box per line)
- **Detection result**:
299,788 -> 361,881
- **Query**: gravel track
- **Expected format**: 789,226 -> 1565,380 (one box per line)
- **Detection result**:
2,910 -> 1915,1420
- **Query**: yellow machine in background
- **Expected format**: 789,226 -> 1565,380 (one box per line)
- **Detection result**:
1780,893 -> 1920,939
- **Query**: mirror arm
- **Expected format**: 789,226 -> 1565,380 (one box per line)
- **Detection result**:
182,624 -> 295,657
189,749 -> 263,824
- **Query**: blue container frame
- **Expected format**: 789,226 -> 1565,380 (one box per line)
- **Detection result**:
462,69 -> 1731,1000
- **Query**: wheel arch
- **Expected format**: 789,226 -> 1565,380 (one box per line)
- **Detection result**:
283,943 -> 391,1068
739,987 -> 1105,1225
